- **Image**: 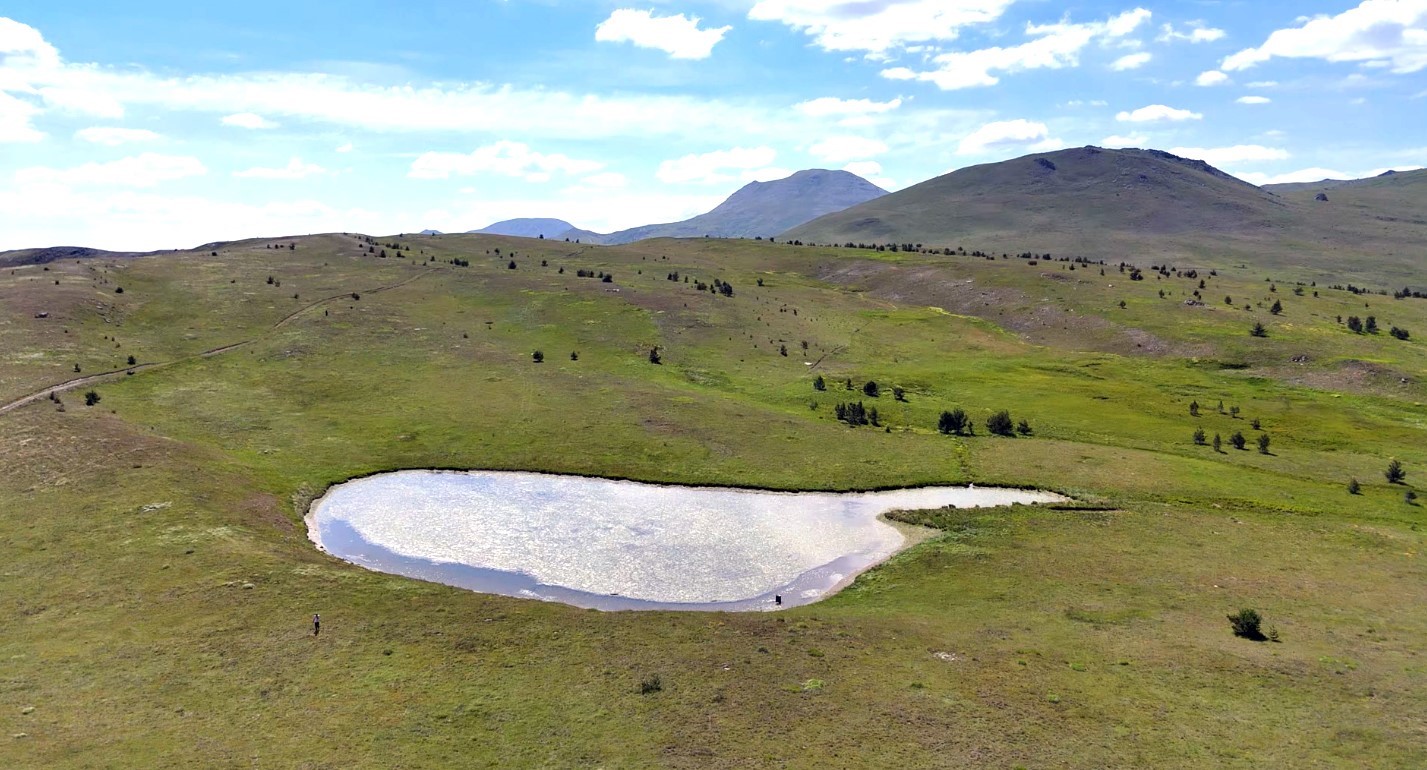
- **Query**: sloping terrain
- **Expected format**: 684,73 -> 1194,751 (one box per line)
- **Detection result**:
2,232 -> 1426,767
785,148 -> 1427,286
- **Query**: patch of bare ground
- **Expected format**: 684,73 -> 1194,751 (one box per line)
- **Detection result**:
1242,358 -> 1423,399
814,259 -> 1195,357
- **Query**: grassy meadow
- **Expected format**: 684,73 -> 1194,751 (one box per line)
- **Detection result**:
1,232 -> 1425,768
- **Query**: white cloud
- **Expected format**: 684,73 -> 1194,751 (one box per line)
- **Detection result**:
1168,145 -> 1290,166
748,0 -> 1016,54
0,18 -> 822,144
842,160 -> 882,177
1195,70 -> 1230,86
880,8 -> 1153,90
1111,52 -> 1152,70
1158,23 -> 1226,43
1223,0 -> 1427,74
13,153 -> 207,187
1116,104 -> 1203,122
594,9 -> 731,60
1236,164 -> 1423,186
0,16 -> 59,66
1247,80 -> 1279,88
656,146 -> 778,184
579,172 -> 628,189
794,96 -> 903,117
1101,133 -> 1149,148
0,184 -> 404,252
74,126 -> 161,145
233,157 -> 327,180
958,119 -> 1064,155
808,135 -> 889,163
222,112 -> 278,129
335,142 -> 353,153
409,141 -> 603,182
0,91 -> 44,142
1236,95 -> 1272,105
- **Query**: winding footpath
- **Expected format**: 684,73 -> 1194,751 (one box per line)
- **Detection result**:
0,269 -> 431,416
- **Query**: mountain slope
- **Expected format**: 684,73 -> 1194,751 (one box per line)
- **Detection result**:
595,169 -> 886,245
785,147 -> 1296,248
471,218 -> 578,239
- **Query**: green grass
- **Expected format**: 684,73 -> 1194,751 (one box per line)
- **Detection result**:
2,232 -> 1425,767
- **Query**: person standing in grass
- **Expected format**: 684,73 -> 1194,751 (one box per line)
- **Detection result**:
312,613 -> 321,637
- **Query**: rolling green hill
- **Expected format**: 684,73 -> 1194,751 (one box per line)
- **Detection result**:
786,148 -> 1427,287
2,231 -> 1425,767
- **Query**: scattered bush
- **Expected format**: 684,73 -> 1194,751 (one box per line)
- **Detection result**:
1390,326 -> 1410,340
84,390 -> 100,406
1016,419 -> 1033,436
649,347 -> 662,365
1227,608 -> 1267,641
938,409 -> 970,436
862,381 -> 880,398
812,375 -> 826,392
1348,478 -> 1361,495
638,674 -> 662,695
1257,433 -> 1271,454
986,410 -> 1015,437
1230,431 -> 1247,450
1193,427 -> 1206,445
532,351 -> 544,363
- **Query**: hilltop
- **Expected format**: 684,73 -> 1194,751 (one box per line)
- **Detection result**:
470,218 -> 579,239
784,147 -> 1427,285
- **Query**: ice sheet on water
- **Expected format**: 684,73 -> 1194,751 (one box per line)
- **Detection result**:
311,470 -> 1066,604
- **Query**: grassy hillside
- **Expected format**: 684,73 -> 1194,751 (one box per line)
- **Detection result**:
2,233 -> 1425,767
786,148 -> 1427,288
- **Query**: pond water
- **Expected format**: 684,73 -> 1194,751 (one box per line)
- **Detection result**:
307,470 -> 1067,611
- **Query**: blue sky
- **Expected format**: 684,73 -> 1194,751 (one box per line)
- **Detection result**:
1,1 -> 1424,250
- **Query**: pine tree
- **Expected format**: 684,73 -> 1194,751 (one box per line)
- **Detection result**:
813,375 -> 826,391
1230,431 -> 1247,450
1257,434 -> 1271,454
1193,427 -> 1206,445
1386,459 -> 1406,484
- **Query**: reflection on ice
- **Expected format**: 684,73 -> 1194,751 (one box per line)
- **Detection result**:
307,470 -> 1067,611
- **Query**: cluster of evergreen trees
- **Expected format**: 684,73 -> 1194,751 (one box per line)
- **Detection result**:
835,401 -> 879,427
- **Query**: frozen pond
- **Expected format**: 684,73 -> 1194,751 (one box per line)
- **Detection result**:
307,470 -> 1068,611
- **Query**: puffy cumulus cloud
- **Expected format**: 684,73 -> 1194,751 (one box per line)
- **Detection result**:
222,112 -> 278,129
748,0 -> 1015,54
0,91 -> 43,142
594,9 -> 731,60
1168,145 -> 1290,167
1158,22 -> 1226,44
75,126 -> 161,145
1101,132 -> 1149,148
656,146 -> 779,184
233,157 -> 327,180
1195,70 -> 1230,86
409,141 -> 603,182
808,135 -> 889,163
0,16 -> 59,68
880,8 -> 1152,90
1236,95 -> 1272,105
958,119 -> 1063,156
13,153 -> 207,187
1116,104 -> 1202,122
1111,52 -> 1152,70
1223,0 -> 1427,74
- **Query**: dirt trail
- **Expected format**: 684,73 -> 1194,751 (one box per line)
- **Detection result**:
0,269 -> 431,416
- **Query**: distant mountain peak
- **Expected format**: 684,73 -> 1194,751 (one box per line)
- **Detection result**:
590,169 -> 886,245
